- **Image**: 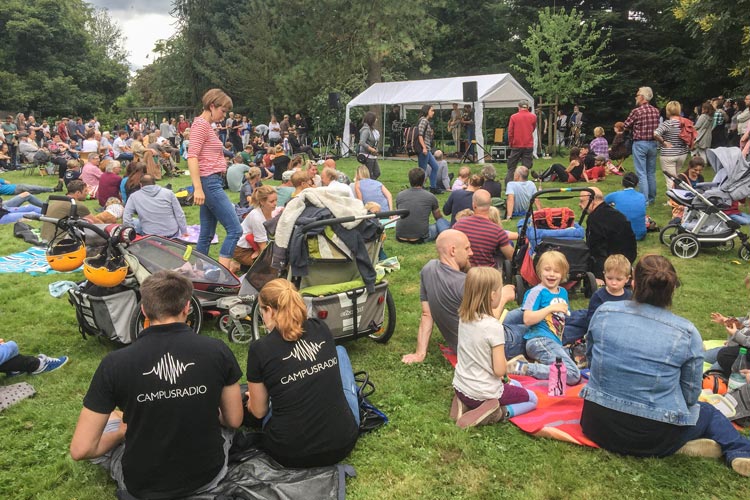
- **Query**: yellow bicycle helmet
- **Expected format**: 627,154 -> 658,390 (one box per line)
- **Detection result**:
83,250 -> 128,288
46,236 -> 86,272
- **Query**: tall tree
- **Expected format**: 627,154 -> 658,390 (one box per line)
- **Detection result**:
514,7 -> 614,149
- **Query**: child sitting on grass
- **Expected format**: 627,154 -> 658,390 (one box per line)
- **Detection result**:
706,275 -> 750,370
507,250 -> 581,385
451,267 -> 538,428
452,166 -> 470,191
586,254 -> 633,324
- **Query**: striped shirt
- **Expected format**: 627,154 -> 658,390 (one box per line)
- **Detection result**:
654,118 -> 689,156
187,116 -> 226,176
623,103 -> 660,141
453,215 -> 510,267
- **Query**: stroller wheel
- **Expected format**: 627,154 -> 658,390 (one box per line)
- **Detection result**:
251,300 -> 271,342
583,272 -> 598,299
514,275 -> 526,305
659,224 -> 682,246
715,239 -> 735,252
369,289 -> 396,344
131,294 -> 203,340
217,313 -> 232,334
740,244 -> 750,262
670,233 -> 700,259
228,320 -> 254,344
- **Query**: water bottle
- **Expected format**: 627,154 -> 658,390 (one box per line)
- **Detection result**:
548,356 -> 567,396
729,347 -> 749,391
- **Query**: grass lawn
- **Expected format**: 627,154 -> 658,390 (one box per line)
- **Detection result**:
1,155 -> 749,499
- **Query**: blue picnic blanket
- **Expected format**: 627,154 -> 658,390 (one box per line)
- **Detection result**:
0,247 -> 79,275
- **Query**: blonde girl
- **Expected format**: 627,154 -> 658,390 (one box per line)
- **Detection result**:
451,267 -> 538,428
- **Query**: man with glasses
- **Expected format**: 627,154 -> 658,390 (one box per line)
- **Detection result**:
623,87 -> 660,204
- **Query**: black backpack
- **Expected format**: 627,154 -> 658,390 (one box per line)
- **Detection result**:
406,126 -> 420,155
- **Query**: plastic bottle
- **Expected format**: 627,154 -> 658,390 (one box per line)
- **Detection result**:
729,347 -> 749,391
548,356 -> 567,396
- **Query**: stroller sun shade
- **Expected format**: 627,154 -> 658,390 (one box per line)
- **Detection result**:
704,147 -> 750,204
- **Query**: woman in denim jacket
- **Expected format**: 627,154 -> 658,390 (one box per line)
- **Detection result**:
581,254 -> 750,476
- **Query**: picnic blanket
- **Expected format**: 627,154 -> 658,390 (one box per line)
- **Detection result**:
174,225 -> 219,245
440,344 -> 597,448
0,246 -> 78,275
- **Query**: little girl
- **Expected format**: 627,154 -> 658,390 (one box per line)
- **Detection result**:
451,267 -> 538,428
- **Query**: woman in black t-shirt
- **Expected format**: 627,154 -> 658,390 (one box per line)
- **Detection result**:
246,279 -> 359,467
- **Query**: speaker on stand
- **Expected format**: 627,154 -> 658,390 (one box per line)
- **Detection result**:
462,81 -> 478,103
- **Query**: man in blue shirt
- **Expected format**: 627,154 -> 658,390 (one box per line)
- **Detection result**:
604,173 -> 647,240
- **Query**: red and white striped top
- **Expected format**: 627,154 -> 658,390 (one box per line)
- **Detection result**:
187,116 -> 226,176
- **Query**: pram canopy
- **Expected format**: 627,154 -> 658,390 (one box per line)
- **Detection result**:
705,147 -> 750,204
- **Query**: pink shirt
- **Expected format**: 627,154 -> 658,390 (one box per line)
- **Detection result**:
81,162 -> 103,188
187,116 -> 226,176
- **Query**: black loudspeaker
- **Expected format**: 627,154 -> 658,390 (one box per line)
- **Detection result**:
328,92 -> 341,110
463,81 -> 478,103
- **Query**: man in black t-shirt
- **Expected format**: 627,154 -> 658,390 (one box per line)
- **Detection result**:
70,271 -> 243,499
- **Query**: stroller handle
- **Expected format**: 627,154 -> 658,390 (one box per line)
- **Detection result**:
298,209 -> 410,233
25,213 -> 112,241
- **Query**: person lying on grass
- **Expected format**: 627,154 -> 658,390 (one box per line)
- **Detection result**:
451,267 -> 538,428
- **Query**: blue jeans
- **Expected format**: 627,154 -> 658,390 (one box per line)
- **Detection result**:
524,336 -> 581,385
13,184 -> 53,195
197,174 -> 243,259
427,217 -> 450,241
116,153 -> 134,161
0,205 -> 41,224
503,308 -> 527,358
337,346 -> 361,428
730,213 -> 750,225
466,127 -> 475,155
668,402 -> 750,466
417,150 -> 439,188
0,341 -> 19,365
632,140 -> 657,204
4,193 -> 44,208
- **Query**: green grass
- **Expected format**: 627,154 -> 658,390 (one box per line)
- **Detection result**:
1,156 -> 749,499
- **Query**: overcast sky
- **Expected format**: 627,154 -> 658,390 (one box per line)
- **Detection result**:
88,0 -> 178,70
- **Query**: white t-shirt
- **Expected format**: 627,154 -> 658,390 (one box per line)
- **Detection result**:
452,314 -> 506,401
237,208 -> 268,249
112,137 -> 127,156
452,178 -> 466,191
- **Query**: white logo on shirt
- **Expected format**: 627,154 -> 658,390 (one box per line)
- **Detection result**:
282,339 -> 325,362
143,353 -> 195,385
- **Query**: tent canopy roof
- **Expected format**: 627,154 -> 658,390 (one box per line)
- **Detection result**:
346,74 -> 533,109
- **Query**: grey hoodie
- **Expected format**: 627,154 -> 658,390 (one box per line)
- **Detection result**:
123,184 -> 187,237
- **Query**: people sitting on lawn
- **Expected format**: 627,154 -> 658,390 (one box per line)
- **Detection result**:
96,160 -> 122,207
504,166 -> 541,220
123,175 -> 188,238
506,251 -> 581,386
395,168 -> 449,243
245,278 -> 359,467
353,165 -> 393,211
80,153 -> 103,198
533,148 -> 585,183
479,164 -> 503,198
443,174 -> 483,225
581,254 -> 750,477
41,180 -> 105,242
451,267 -> 538,428
70,271 -> 244,498
321,166 -> 354,198
234,185 -> 277,267
452,165 -> 470,191
453,189 -> 514,267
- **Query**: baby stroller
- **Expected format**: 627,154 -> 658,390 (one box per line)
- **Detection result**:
31,197 -> 241,345
215,189 -> 408,344
510,187 -> 598,305
660,147 -> 750,260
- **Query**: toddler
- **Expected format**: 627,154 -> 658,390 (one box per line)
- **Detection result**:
586,254 -> 632,324
452,166 -> 470,191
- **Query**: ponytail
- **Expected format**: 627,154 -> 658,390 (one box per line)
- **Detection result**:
259,279 -> 307,341
250,185 -> 276,208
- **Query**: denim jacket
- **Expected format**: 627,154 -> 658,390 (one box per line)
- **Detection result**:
580,300 -> 703,426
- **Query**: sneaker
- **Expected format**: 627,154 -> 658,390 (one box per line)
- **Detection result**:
675,439 -> 722,459
457,399 -> 504,429
5,371 -> 22,378
732,457 -> 750,477
506,355 -> 529,376
450,395 -> 467,422
32,354 -> 68,374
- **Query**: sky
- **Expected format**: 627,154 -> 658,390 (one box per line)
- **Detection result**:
88,0 -> 178,71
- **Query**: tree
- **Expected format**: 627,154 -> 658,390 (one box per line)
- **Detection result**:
513,7 -> 614,150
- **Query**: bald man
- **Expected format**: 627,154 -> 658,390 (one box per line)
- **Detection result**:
579,187 -> 637,280
453,189 -> 514,267
402,229 -> 526,364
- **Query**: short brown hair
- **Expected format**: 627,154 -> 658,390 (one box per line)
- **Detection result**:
201,88 -> 233,111
140,270 -> 194,321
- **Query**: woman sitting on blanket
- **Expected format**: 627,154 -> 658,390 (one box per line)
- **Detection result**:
581,254 -> 750,476
451,267 -> 538,428
245,279 -> 359,467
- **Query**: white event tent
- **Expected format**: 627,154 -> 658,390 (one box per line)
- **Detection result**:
343,74 -> 535,162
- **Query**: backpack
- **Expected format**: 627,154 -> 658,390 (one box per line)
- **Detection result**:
679,117 -> 698,150
174,186 -> 194,206
532,207 -> 575,230
623,130 -> 633,157
405,126 -> 420,155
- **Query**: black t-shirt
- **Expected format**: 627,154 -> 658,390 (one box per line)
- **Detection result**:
83,323 -> 242,499
64,169 -> 80,186
272,155 -> 291,181
246,319 -> 358,462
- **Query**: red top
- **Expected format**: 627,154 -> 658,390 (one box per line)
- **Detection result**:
187,116 -> 226,177
453,215 -> 511,267
508,109 -> 537,148
178,120 -> 190,135
57,121 -> 69,141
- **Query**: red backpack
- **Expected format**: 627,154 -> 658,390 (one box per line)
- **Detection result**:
679,117 -> 697,150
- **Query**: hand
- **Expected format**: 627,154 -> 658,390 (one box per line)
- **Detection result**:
663,141 -> 673,148
193,187 -> 205,205
0,339 -> 4,344
501,284 -> 515,304
422,147 -> 427,154
549,302 -> 569,315
710,312 -> 728,324
726,324 -> 739,335
402,352 -> 426,364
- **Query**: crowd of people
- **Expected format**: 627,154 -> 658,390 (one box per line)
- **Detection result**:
5,83 -> 750,497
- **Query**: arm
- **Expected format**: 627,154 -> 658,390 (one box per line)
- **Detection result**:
505,193 -> 515,219
382,185 -> 394,211
401,301 -> 434,364
432,208 -> 444,221
187,157 -> 204,205
500,242 -> 514,261
70,408 -> 125,461
491,344 -> 507,378
171,195 -> 189,236
523,302 -> 568,326
122,198 -> 135,227
246,381 -> 269,419
218,382 -> 244,428
354,181 -> 363,201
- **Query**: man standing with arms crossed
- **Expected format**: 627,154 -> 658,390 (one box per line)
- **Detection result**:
623,87 -> 660,205
506,100 -> 537,185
